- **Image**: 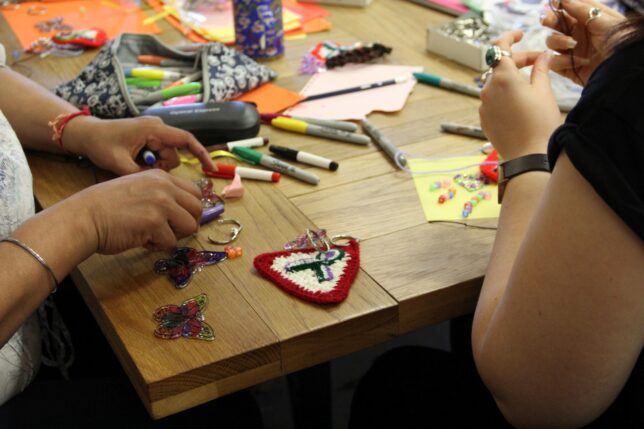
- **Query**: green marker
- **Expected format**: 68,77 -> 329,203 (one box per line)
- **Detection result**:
126,77 -> 165,88
413,71 -> 481,98
131,82 -> 202,105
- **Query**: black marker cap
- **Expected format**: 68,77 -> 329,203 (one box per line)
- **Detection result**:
268,145 -> 298,161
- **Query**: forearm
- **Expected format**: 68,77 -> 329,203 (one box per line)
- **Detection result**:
472,171 -> 550,353
0,197 -> 97,346
0,67 -> 99,154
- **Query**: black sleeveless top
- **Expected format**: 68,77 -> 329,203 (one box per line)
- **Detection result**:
548,38 -> 643,427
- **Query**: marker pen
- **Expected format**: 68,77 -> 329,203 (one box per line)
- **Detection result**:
163,94 -> 203,106
124,67 -> 182,81
204,164 -> 281,182
269,145 -> 338,171
136,149 -> 157,166
271,117 -> 371,145
126,78 -> 167,88
137,55 -> 194,67
205,137 -> 268,152
361,118 -> 407,167
200,203 -> 224,225
164,71 -> 202,89
131,82 -> 201,105
413,71 -> 481,98
260,113 -> 357,132
440,122 -> 486,140
232,147 -> 320,185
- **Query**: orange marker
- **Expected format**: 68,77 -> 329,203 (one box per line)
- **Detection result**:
137,55 -> 193,67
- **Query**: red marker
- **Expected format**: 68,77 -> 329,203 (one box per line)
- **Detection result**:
204,164 -> 280,182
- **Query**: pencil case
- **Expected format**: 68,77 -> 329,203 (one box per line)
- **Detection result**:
142,101 -> 260,144
54,33 -> 277,118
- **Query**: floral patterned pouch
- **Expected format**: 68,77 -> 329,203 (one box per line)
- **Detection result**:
54,33 -> 277,118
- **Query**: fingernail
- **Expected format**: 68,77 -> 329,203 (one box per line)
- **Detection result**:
566,38 -> 578,49
539,12 -> 546,23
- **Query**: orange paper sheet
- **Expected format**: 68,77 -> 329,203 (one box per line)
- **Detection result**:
2,0 -> 161,49
233,83 -> 304,114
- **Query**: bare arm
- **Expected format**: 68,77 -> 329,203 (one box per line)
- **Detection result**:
0,170 -> 204,347
473,153 -> 644,428
473,24 -> 644,428
0,67 -> 214,173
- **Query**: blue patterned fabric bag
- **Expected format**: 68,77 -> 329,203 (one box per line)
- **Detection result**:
54,33 -> 277,118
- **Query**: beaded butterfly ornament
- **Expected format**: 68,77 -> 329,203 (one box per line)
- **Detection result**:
154,247 -> 226,289
254,231 -> 360,304
153,293 -> 215,341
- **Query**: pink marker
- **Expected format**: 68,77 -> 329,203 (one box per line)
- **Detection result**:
163,93 -> 203,106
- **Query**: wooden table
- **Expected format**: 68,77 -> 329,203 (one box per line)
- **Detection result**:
1,0 -> 497,419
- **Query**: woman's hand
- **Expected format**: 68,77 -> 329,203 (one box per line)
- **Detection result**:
69,169 -> 203,254
542,0 -> 625,85
64,115 -> 215,175
479,31 -> 562,160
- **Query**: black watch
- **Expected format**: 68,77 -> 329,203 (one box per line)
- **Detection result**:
498,154 -> 550,203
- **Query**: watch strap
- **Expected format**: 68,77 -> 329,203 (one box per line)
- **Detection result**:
498,153 -> 550,203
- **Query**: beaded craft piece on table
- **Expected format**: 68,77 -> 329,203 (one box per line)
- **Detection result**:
254,232 -> 360,304
153,293 -> 215,341
154,247 -> 227,289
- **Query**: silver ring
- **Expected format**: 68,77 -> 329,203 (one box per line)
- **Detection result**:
207,219 -> 242,245
485,46 -> 512,68
480,68 -> 493,84
585,7 -> 602,27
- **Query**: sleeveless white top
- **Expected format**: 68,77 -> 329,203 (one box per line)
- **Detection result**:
0,43 -> 42,406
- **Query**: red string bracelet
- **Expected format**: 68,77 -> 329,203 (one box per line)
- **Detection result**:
48,105 -> 91,151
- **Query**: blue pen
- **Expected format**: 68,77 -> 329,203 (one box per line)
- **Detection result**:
138,149 -> 157,166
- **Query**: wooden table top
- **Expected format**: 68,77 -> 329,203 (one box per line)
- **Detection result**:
1,0 -> 497,418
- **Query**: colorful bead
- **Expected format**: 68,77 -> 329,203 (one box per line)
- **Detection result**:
224,245 -> 243,259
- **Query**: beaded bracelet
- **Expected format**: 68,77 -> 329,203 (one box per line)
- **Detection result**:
1,238 -> 59,293
47,105 -> 91,151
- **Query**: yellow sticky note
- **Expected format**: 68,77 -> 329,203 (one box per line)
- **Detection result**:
409,155 -> 500,221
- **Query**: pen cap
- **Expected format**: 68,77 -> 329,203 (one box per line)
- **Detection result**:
231,146 -> 262,164
271,117 -> 308,133
214,164 -> 236,178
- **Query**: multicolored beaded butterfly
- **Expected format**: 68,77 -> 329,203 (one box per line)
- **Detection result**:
153,293 -> 215,341
154,247 -> 226,289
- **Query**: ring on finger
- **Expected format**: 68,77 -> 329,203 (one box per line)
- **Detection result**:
485,46 -> 512,68
585,7 -> 602,26
480,68 -> 493,84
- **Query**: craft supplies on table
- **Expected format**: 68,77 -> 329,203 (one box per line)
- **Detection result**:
426,13 -> 497,71
285,64 -> 422,121
1,0 -> 161,49
409,155 -> 501,222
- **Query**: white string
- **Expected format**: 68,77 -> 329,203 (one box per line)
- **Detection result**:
394,143 -> 498,175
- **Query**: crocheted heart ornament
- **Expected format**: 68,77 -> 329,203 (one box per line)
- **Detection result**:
253,239 -> 360,304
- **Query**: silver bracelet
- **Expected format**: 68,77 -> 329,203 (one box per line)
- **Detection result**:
1,238 -> 59,293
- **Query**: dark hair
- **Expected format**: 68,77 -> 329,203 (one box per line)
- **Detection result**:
607,13 -> 644,53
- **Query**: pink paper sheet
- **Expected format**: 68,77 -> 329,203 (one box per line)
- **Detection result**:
284,64 -> 422,121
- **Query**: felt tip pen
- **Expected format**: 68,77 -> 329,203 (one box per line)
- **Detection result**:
124,67 -> 182,81
271,117 -> 371,145
440,122 -> 487,140
413,72 -> 481,98
269,145 -> 338,171
164,71 -> 202,89
361,119 -> 406,167
205,137 -> 268,152
137,55 -> 194,67
136,149 -> 157,166
260,113 -> 358,132
204,164 -> 281,182
231,147 -> 320,185
163,93 -> 203,106
131,82 -> 201,105
126,78 -> 168,88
